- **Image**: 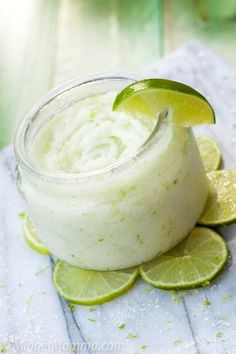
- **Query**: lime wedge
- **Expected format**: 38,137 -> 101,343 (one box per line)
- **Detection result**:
139,227 -> 227,290
196,135 -> 221,173
199,170 -> 236,226
113,79 -> 215,126
53,261 -> 139,305
23,214 -> 50,255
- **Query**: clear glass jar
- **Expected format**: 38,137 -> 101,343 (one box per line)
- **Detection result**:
14,73 -> 208,270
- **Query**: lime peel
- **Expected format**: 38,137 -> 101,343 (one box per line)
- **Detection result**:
139,227 -> 228,290
199,170 -> 236,226
53,260 -> 139,305
196,135 -> 221,173
23,214 -> 51,255
113,78 -> 215,127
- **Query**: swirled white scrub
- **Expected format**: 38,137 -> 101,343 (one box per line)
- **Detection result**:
24,90 -> 208,270
30,92 -> 154,174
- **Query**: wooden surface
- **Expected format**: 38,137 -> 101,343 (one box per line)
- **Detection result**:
1,42 -> 236,354
0,0 -> 236,148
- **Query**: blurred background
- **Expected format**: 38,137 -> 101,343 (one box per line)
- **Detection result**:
0,0 -> 236,148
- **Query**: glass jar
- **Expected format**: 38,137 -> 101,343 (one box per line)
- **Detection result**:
14,73 -> 208,270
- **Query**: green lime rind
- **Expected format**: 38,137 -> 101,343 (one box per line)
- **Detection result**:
113,79 -> 211,110
199,170 -> 236,227
23,214 -> 51,255
18,211 -> 27,219
196,135 -> 221,173
53,260 -> 139,305
139,227 -> 228,290
113,78 -> 215,126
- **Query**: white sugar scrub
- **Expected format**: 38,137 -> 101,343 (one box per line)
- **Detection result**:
30,92 -> 155,174
15,75 -> 208,270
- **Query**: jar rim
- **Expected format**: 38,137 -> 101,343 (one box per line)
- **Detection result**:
14,72 -> 164,184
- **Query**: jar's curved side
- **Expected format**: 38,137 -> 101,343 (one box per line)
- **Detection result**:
21,127 -> 208,270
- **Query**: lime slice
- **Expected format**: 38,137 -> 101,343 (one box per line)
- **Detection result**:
113,79 -> 215,126
23,214 -> 50,255
196,135 -> 221,173
199,170 -> 236,226
139,227 -> 227,290
53,261 -> 139,305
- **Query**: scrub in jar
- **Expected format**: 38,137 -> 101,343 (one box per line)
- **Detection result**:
30,92 -> 154,174
15,76 -> 209,270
